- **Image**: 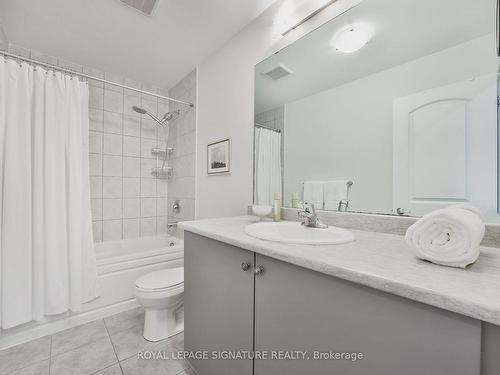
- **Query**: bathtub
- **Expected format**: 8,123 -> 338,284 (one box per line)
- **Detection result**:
0,235 -> 183,350
86,234 -> 184,311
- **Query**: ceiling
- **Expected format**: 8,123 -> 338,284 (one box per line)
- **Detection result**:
255,0 -> 497,113
0,0 -> 277,89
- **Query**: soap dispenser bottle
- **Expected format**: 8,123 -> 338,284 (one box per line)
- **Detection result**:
273,192 -> 281,222
291,192 -> 299,208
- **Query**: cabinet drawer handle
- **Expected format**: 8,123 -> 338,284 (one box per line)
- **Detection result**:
241,262 -> 252,271
254,265 -> 265,275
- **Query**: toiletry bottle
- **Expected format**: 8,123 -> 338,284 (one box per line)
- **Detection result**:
273,192 -> 281,222
291,192 -> 299,208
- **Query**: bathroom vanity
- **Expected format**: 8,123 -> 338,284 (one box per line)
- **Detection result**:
181,217 -> 500,375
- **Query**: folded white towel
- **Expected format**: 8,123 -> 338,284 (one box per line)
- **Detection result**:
303,181 -> 324,209
324,181 -> 347,210
405,204 -> 485,268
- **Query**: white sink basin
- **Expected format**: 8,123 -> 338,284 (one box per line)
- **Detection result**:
245,221 -> 355,245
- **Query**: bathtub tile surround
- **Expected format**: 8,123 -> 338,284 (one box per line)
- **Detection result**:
6,43 -> 178,243
0,308 -> 192,375
167,70 -> 197,225
4,44 -> 199,244
89,76 -> 170,243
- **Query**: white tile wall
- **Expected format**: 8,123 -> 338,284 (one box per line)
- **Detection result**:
123,136 -> 140,157
104,112 -> 123,134
123,157 -> 141,177
167,70 -> 197,225
140,217 -> 156,236
123,198 -> 140,219
89,132 -> 103,153
88,77 -> 171,242
103,177 -> 122,198
103,133 -> 123,156
123,115 -> 141,137
104,89 -> 124,113
123,178 -> 140,197
123,219 -> 140,239
90,156 -> 103,176
103,220 -> 122,241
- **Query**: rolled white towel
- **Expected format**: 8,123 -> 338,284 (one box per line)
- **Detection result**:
405,204 -> 485,268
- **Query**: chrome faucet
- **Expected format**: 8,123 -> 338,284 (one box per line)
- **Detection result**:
338,181 -> 353,212
167,222 -> 178,234
298,202 -> 328,228
338,199 -> 349,212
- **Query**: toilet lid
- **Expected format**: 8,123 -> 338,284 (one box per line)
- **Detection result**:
135,267 -> 184,290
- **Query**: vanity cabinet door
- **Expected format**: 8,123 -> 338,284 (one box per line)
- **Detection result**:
184,232 -> 255,375
253,254 -> 481,375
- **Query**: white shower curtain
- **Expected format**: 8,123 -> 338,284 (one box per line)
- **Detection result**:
254,127 -> 282,206
0,57 -> 98,329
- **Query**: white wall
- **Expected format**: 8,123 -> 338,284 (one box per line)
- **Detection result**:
195,19 -> 271,219
0,22 -> 7,50
195,0 -> 349,219
283,34 -> 497,214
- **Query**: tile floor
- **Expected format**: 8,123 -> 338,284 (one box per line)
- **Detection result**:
0,308 -> 195,375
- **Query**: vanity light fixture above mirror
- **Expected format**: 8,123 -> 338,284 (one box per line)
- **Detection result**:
331,23 -> 373,52
276,0 -> 363,36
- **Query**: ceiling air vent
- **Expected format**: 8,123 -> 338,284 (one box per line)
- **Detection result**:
263,65 -> 294,81
119,0 -> 159,16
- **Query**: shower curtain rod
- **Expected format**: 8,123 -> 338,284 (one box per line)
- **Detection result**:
255,123 -> 281,133
0,49 -> 194,108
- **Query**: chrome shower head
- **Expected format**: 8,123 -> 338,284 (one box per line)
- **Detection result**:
132,106 -> 147,115
132,106 -> 180,127
132,105 -> 164,125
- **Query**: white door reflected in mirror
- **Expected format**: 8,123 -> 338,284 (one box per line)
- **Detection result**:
393,75 -> 497,218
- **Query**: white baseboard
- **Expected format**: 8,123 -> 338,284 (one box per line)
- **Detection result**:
0,299 -> 140,351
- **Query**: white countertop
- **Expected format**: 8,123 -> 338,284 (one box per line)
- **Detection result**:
180,216 -> 500,326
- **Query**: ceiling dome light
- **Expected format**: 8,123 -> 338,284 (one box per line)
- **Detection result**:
331,24 -> 373,53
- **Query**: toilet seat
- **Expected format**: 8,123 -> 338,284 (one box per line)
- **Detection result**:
135,283 -> 183,294
135,267 -> 184,291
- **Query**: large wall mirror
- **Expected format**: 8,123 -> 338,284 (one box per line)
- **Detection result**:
254,0 -> 499,220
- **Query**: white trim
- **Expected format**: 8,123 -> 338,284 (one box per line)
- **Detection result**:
0,237 -> 184,350
0,299 -> 139,351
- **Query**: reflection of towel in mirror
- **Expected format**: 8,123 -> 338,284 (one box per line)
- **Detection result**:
303,181 -> 324,209
324,181 -> 348,210
405,204 -> 485,268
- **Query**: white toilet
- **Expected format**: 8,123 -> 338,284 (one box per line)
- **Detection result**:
135,267 -> 184,342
